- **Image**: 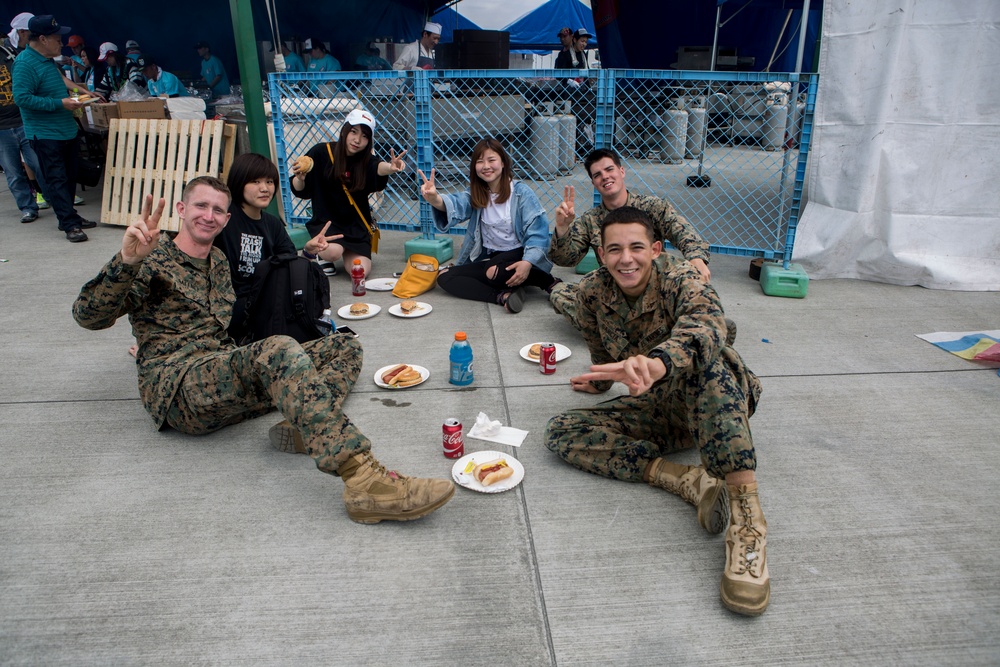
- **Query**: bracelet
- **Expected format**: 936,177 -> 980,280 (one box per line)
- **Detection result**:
301,249 -> 316,259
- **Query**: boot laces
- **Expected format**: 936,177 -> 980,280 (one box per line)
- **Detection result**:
733,489 -> 765,576
365,457 -> 403,482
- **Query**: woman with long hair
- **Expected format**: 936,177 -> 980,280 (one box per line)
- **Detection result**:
419,137 -> 559,313
215,152 -> 339,341
289,108 -> 406,277
79,46 -> 102,93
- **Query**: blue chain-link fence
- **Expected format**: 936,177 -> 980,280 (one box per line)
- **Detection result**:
268,68 -> 817,262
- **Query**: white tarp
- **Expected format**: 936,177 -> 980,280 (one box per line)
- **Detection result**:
793,1 -> 1000,291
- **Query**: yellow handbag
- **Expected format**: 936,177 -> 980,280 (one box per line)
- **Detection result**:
392,254 -> 439,298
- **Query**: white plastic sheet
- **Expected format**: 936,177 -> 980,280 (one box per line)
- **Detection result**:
793,1 -> 1000,290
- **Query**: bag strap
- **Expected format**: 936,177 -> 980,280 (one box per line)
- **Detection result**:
326,142 -> 381,253
286,254 -> 310,322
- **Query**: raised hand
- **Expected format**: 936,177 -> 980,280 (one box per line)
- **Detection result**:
304,221 -> 344,255
418,168 -> 444,209
387,148 -> 408,174
574,355 -> 667,397
122,195 -> 165,265
554,185 -> 576,234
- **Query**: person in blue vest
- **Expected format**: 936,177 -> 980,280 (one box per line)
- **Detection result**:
279,42 -> 305,72
124,39 -> 141,63
194,40 -> 230,99
139,55 -> 188,98
305,37 -> 340,96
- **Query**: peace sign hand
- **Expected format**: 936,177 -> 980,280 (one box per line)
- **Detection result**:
388,148 -> 408,174
122,195 -> 165,265
555,185 -> 576,234
304,221 -> 344,255
418,168 -> 444,209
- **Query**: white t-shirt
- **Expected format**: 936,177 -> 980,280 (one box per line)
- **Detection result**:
479,193 -> 518,252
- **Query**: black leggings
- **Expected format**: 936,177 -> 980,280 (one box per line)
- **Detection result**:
437,248 -> 554,304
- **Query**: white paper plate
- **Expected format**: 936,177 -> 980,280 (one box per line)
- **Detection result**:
366,277 -> 397,292
451,450 -> 525,493
373,364 -> 429,389
388,302 -> 432,318
337,303 -> 381,320
519,342 -> 572,363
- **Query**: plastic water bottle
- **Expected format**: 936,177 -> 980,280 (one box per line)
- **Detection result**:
449,331 -> 473,386
351,259 -> 366,296
320,308 -> 335,335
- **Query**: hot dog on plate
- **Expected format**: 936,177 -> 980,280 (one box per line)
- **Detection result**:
472,458 -> 514,486
380,364 -> 422,387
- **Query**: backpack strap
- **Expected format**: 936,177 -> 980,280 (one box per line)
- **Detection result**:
286,253 -> 310,324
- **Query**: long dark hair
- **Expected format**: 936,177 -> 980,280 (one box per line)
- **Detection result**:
469,137 -> 513,209
80,46 -> 103,86
325,122 -> 373,193
226,152 -> 279,209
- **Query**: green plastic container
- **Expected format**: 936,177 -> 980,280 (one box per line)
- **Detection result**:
404,236 -> 454,263
760,262 -> 809,298
575,248 -> 599,274
287,226 -> 311,251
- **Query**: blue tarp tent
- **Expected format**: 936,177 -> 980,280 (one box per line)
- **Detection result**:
430,6 -> 483,43
502,0 -> 598,51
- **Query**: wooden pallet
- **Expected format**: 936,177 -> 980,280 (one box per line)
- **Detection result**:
101,118 -> 236,231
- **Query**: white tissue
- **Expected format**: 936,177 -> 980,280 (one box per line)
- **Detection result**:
471,412 -> 502,437
466,412 -> 528,447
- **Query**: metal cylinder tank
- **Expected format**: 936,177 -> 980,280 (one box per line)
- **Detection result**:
762,104 -> 788,151
658,110 -> 688,164
685,108 -> 707,159
527,116 -> 561,178
557,114 -> 577,172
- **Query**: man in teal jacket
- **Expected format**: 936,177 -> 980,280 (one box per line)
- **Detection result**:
12,14 -> 94,242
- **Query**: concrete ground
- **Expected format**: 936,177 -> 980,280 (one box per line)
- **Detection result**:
1,190 -> 999,666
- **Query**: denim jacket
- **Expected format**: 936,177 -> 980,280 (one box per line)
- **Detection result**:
431,180 -> 553,273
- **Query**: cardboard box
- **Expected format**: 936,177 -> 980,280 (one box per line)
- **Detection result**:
117,99 -> 168,119
85,103 -> 119,129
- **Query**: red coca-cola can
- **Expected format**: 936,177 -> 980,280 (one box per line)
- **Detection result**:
442,418 -> 464,458
539,343 -> 557,375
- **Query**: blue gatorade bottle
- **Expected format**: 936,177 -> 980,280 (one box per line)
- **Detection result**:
449,331 -> 473,386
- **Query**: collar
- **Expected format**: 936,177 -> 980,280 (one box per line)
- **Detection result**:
600,189 -> 634,212
596,261 -> 663,320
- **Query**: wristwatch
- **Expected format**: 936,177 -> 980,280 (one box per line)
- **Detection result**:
646,347 -> 673,376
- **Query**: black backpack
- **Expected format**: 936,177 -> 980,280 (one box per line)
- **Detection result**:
242,253 -> 332,344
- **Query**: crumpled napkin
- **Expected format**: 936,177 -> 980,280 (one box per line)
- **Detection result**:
466,412 -> 528,447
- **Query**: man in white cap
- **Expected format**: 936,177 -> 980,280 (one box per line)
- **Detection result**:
95,42 -> 143,99
124,39 -> 141,62
392,21 -> 441,71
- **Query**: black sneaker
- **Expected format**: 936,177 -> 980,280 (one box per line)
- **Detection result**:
20,211 -> 38,223
66,227 -> 88,243
318,260 -> 337,277
79,219 -> 97,229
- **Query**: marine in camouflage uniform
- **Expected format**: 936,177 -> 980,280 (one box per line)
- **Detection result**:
548,190 -> 710,323
544,255 -> 760,481
72,233 -> 371,474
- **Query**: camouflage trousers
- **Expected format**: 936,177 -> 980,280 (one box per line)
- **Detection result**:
165,334 -> 370,475
545,347 -> 762,482
548,280 -> 579,325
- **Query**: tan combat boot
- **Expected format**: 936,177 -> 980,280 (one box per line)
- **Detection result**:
720,482 -> 770,616
646,459 -> 729,534
339,453 -> 455,524
268,420 -> 308,454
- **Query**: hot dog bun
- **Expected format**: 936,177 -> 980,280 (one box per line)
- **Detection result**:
293,155 -> 314,175
389,368 -> 422,386
380,364 -> 408,384
473,458 -> 514,486
528,343 -> 542,360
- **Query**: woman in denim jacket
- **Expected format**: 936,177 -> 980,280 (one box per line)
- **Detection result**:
419,138 -> 560,313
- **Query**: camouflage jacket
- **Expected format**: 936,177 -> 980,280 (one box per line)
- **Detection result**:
73,235 -> 236,429
575,257 -> 728,392
549,191 -> 710,268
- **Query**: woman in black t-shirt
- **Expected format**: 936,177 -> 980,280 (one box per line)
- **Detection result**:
289,108 -> 407,279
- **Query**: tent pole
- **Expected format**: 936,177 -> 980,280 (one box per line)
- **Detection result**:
229,0 -> 271,160
794,0 -> 811,73
687,2 -> 722,188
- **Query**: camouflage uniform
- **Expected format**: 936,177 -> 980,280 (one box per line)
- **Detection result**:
548,191 -> 710,323
544,257 -> 761,482
72,235 -> 370,474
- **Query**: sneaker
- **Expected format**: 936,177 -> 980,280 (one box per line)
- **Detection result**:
646,459 -> 729,534
74,195 -> 85,205
268,420 -> 308,454
65,227 -> 88,243
339,452 -> 455,524
318,260 -> 337,277
499,287 -> 525,313
36,193 -> 50,209
79,219 -> 97,229
720,482 -> 770,616
20,211 -> 38,223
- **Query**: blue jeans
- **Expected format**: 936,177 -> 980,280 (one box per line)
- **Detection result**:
0,126 -> 45,214
29,136 -> 85,232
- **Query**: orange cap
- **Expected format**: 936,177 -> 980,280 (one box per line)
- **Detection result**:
454,331 -> 467,341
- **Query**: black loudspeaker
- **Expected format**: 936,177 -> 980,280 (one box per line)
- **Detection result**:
450,30 -> 509,69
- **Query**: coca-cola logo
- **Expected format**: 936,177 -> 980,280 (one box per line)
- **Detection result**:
443,432 -> 463,447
